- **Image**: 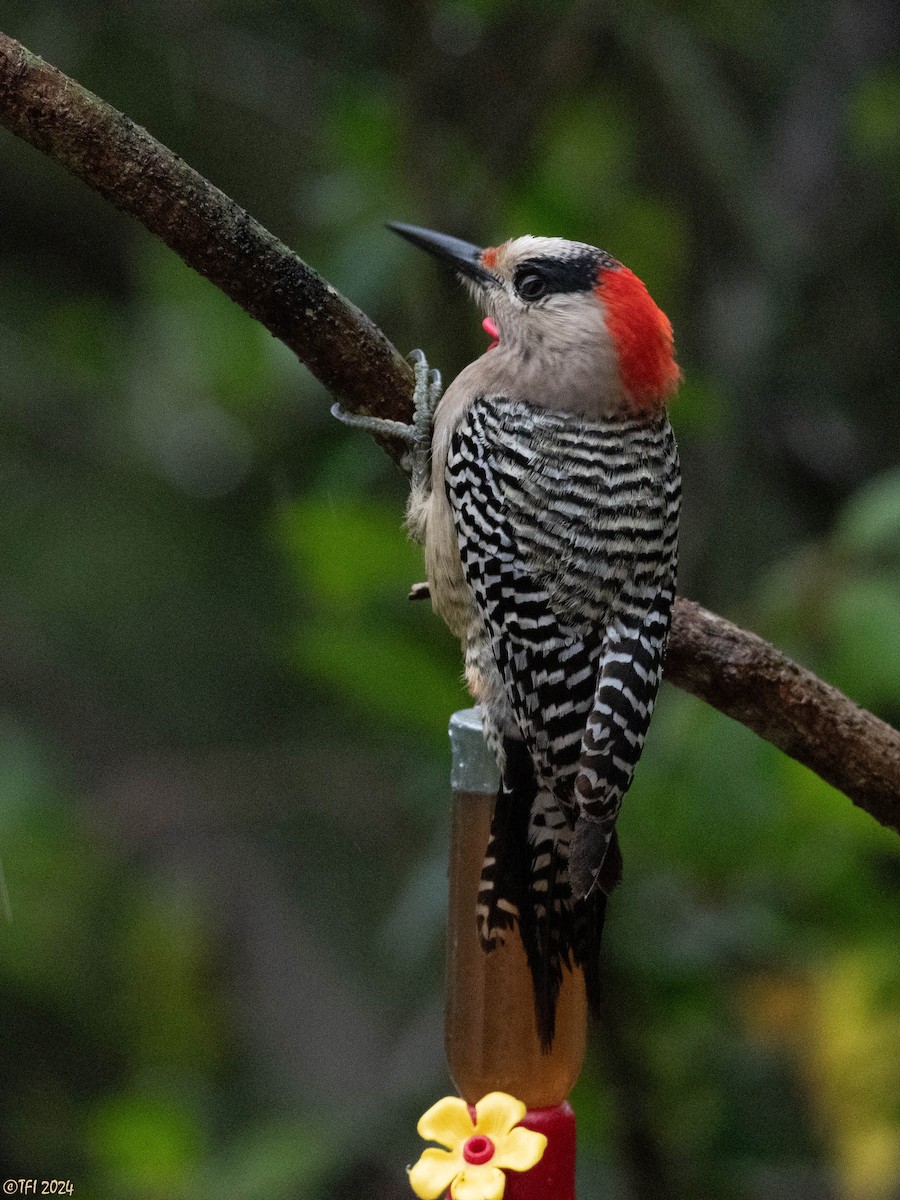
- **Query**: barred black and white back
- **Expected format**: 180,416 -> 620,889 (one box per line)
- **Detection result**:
446,394 -> 680,1047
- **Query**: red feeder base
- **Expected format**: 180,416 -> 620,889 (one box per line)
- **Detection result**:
444,1102 -> 576,1200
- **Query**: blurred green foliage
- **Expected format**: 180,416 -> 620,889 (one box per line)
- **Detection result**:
0,2 -> 898,1198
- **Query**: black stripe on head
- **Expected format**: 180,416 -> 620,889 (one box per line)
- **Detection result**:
513,249 -> 617,299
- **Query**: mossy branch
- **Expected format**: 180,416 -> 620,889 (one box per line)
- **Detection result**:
0,30 -> 897,831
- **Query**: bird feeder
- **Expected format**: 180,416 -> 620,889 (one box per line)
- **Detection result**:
408,709 -> 584,1200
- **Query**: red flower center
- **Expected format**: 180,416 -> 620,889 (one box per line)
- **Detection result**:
463,1135 -> 495,1165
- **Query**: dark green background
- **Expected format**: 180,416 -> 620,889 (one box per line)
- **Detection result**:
0,2 -> 898,1197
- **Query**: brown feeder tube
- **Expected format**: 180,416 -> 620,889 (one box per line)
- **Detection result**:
446,708 -> 583,1199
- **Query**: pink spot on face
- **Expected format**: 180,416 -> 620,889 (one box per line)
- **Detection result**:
463,1135 -> 495,1165
481,246 -> 499,268
482,317 -> 499,350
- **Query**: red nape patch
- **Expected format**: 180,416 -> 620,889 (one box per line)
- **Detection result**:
481,246 -> 499,268
596,266 -> 680,409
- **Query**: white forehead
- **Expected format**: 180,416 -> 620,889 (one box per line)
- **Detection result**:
487,235 -> 598,274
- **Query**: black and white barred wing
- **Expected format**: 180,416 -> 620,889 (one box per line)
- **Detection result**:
448,394 -> 680,896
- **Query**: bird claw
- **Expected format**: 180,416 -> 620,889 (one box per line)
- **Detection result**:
331,350 -> 442,485
329,402 -> 418,443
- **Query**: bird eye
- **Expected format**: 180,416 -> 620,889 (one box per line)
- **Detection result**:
516,272 -> 548,301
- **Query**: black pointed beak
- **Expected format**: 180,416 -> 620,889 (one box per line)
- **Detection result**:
387,222 -> 494,286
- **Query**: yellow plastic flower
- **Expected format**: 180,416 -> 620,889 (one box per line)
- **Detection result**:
408,1091 -> 547,1200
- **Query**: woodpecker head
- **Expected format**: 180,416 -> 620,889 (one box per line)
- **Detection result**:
389,222 -> 680,417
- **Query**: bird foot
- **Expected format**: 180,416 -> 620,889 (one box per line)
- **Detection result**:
331,349 -> 442,487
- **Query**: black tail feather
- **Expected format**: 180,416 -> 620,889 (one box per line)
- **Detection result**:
476,740 -> 622,1050
517,836 -> 568,1049
476,739 -> 535,949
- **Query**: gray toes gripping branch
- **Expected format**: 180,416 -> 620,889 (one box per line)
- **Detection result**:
331,349 -> 442,490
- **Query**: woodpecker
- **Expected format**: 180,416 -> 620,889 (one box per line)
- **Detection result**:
336,224 -> 681,1047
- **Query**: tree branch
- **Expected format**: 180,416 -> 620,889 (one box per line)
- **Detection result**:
0,31 -> 897,830
0,30 -> 414,437
666,601 -> 899,831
